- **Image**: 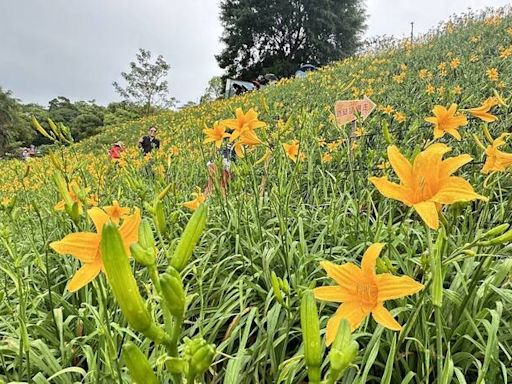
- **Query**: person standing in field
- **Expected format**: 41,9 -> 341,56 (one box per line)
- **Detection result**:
138,126 -> 160,155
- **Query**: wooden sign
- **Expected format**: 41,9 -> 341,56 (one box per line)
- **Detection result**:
334,95 -> 376,125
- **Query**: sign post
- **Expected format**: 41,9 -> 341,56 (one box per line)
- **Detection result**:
334,95 -> 376,142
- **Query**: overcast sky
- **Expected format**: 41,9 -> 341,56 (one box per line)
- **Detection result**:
0,0 -> 509,107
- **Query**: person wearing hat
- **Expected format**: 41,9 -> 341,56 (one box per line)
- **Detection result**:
108,141 -> 125,160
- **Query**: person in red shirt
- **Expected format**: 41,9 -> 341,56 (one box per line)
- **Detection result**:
108,142 -> 125,160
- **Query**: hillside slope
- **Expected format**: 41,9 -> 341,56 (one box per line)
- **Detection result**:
0,6 -> 511,384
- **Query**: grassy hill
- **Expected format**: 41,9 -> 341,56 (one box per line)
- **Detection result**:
0,6 -> 511,383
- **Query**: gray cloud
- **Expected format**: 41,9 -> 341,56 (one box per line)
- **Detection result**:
0,0 -> 509,107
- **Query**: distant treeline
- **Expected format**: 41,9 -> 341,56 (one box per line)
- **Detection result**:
0,88 -> 149,158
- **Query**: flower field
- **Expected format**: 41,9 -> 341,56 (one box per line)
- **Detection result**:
1,7 -> 512,384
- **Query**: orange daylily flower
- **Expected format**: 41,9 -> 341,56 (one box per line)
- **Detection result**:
283,140 -> 300,162
314,243 -> 424,345
425,104 -> 468,140
233,129 -> 263,157
467,101 -> 498,123
482,133 -> 512,174
104,200 -> 130,224
203,121 -> 229,148
183,188 -> 206,211
222,108 -> 266,142
369,144 -> 487,230
54,181 -> 93,214
50,207 -> 140,292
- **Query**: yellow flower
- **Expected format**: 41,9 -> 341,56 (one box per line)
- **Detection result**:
314,243 -> 423,345
393,112 -> 406,123
426,84 -> 435,95
467,101 -> 498,123
469,54 -> 479,63
486,68 -> 499,82
203,121 -> 229,148
482,133 -> 512,174
183,188 -> 206,211
452,85 -> 462,95
54,181 -> 92,214
283,140 -> 300,162
369,144 -> 487,229
104,200 -> 130,224
321,152 -> 332,163
450,58 -> 460,69
233,128 -> 263,157
382,105 -> 394,115
50,208 -> 140,292
425,104 -> 468,141
222,108 -> 266,142
377,161 -> 390,170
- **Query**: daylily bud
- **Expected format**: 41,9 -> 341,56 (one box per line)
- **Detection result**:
130,243 -> 155,266
65,201 -> 80,224
130,219 -> 157,266
101,223 -> 168,344
481,224 -> 509,239
462,249 -> 476,257
328,319 -> 358,380
166,357 -> 186,374
382,121 -> 392,144
123,342 -> 158,384
479,229 -> 512,246
183,337 -> 216,381
160,267 -> 186,318
52,172 -> 72,208
300,290 -> 322,383
170,203 -> 207,271
32,116 -> 54,141
153,200 -> 167,234
431,227 -> 446,307
158,182 -> 173,201
271,272 -> 285,305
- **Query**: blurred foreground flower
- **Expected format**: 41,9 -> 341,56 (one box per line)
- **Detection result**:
314,243 -> 423,345
50,207 -> 140,291
425,104 -> 467,140
369,144 -> 487,229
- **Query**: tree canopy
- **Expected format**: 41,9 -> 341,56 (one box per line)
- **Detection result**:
216,0 -> 367,80
113,49 -> 175,114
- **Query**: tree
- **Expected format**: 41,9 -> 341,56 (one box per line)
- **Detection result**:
200,76 -> 225,103
113,49 -> 175,114
0,88 -> 33,156
216,0 -> 366,80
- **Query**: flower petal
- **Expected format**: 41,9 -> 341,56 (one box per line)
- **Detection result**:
432,177 -> 488,204
88,207 -> 110,233
326,302 -> 367,345
67,261 -> 102,292
320,261 -> 362,289
50,232 -> 99,263
376,273 -> 424,301
313,286 -> 353,302
369,177 -> 413,205
119,208 -> 141,255
413,201 -> 439,230
387,146 -> 413,185
440,154 -> 472,176
361,243 -> 385,276
371,303 -> 402,331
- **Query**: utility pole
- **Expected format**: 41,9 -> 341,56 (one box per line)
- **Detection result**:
410,21 -> 414,44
